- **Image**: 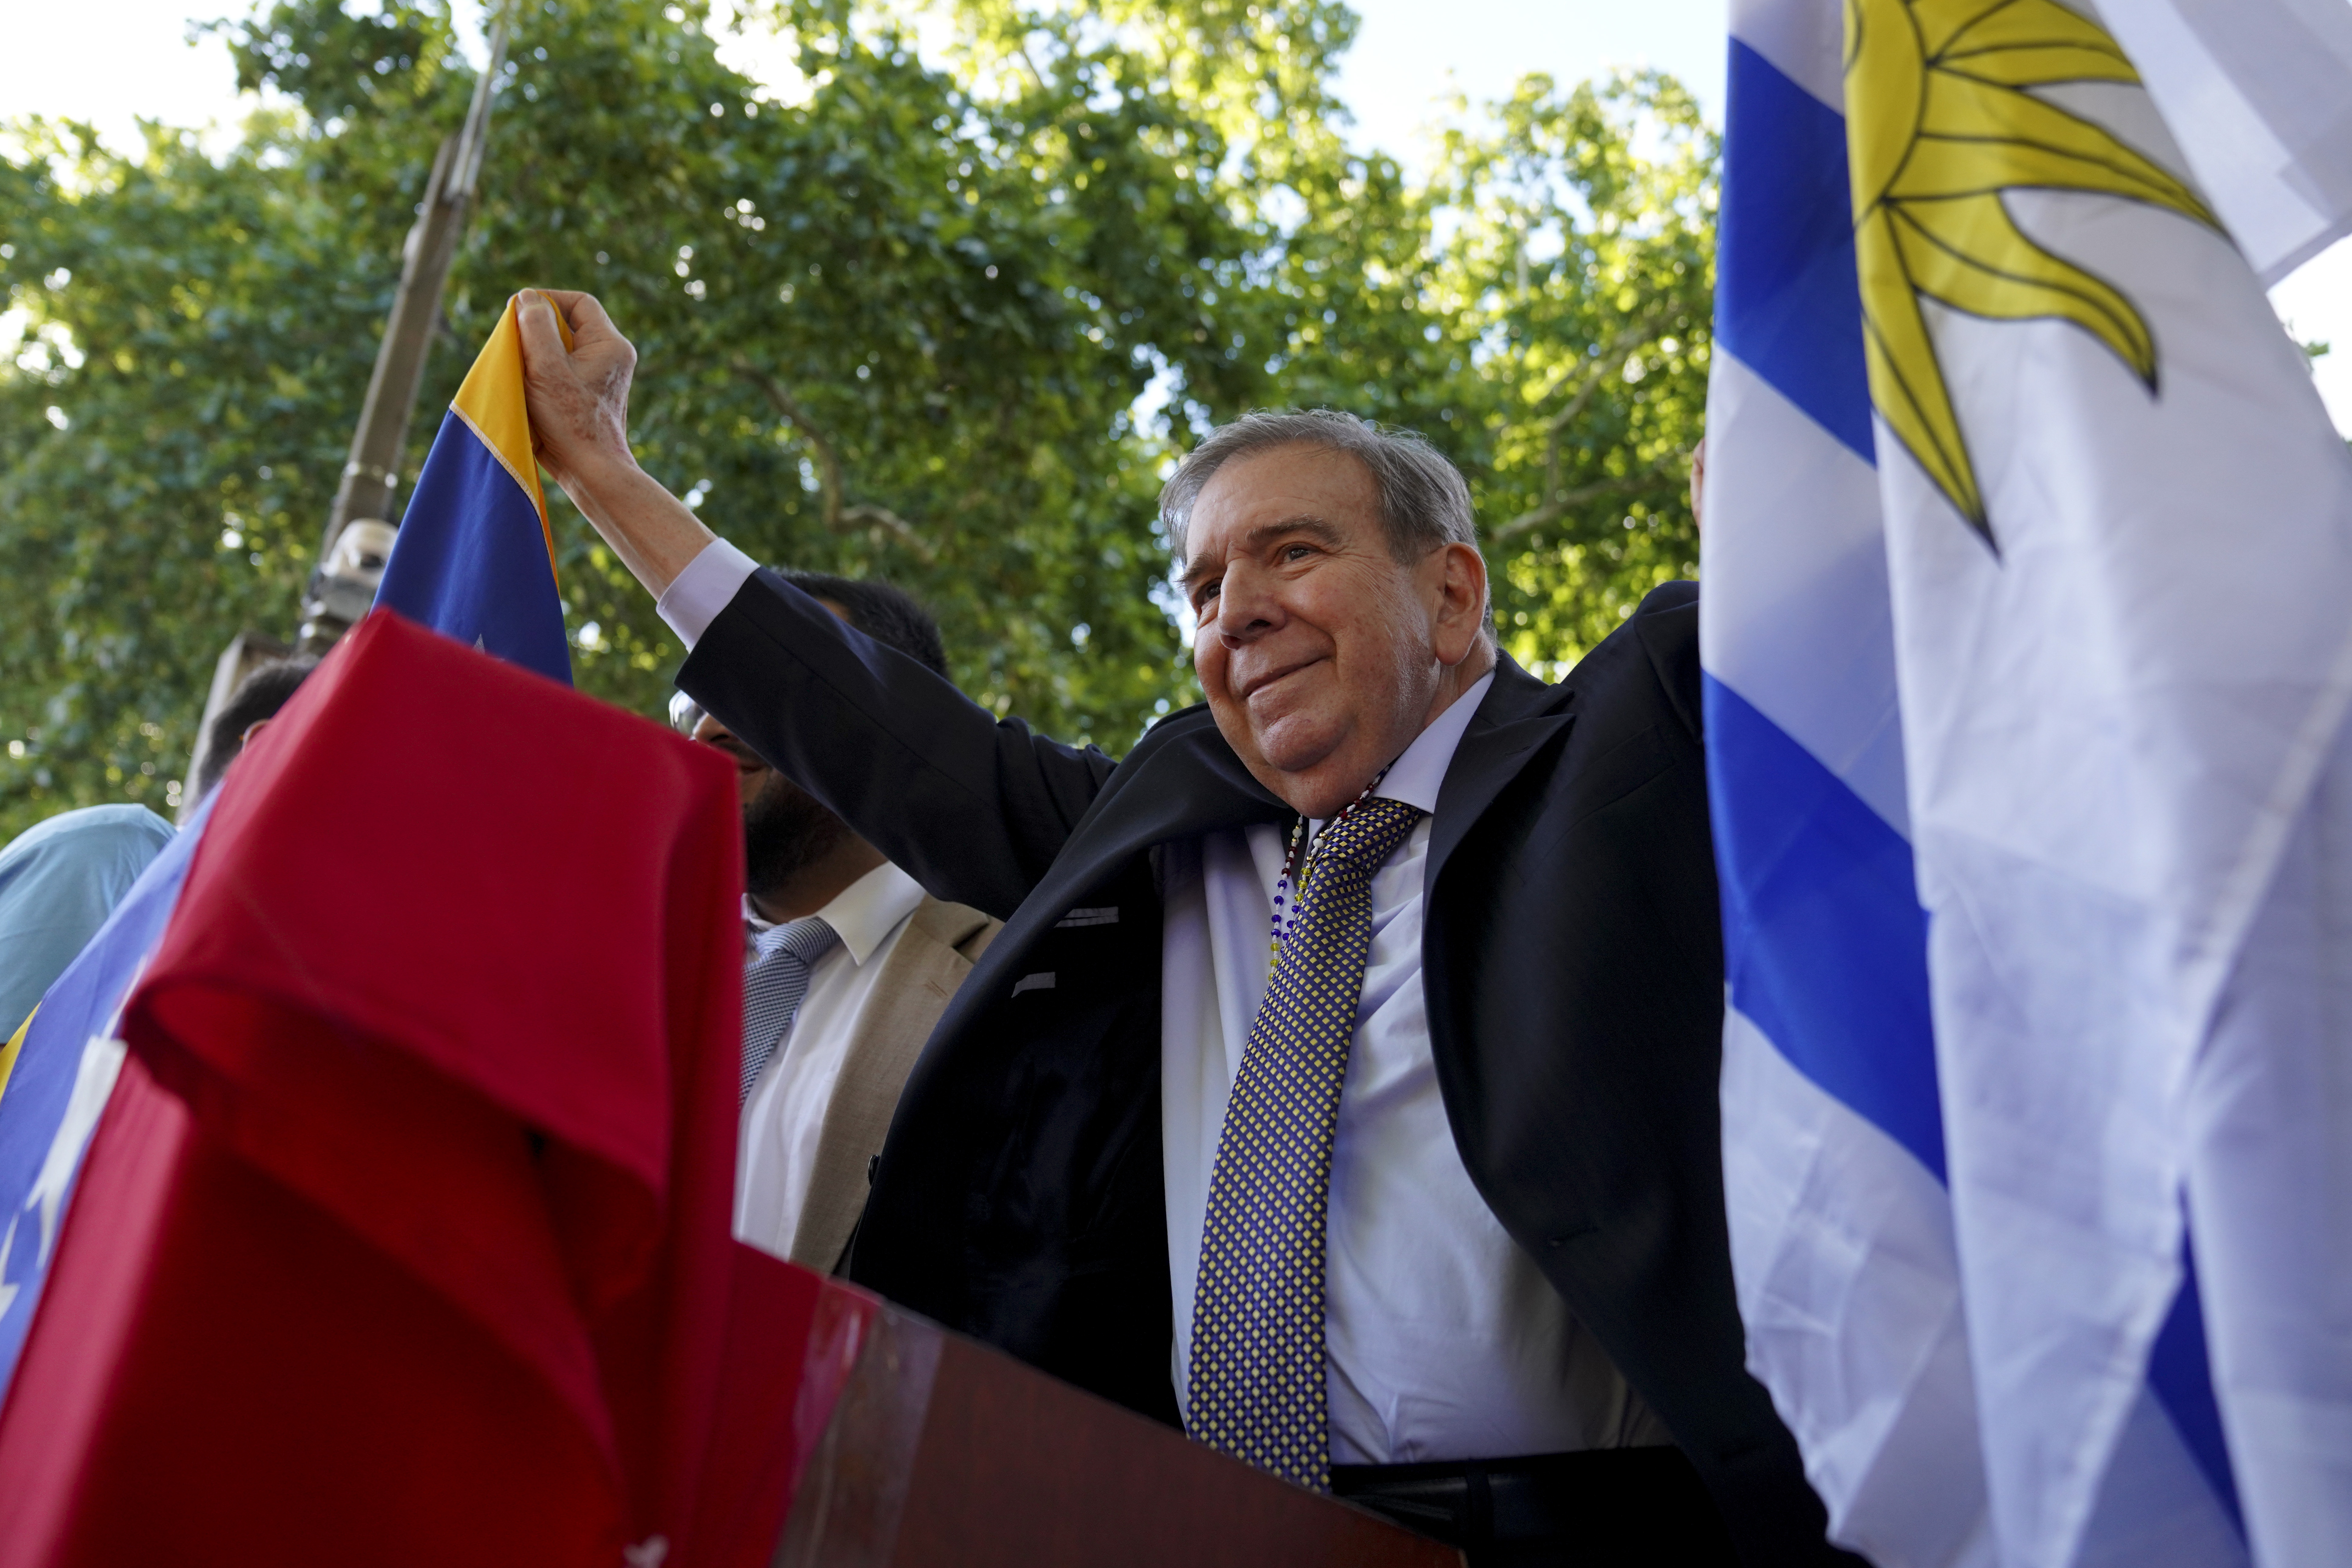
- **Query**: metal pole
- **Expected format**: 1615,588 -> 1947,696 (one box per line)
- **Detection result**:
187,8 -> 517,817
309,3 -> 515,584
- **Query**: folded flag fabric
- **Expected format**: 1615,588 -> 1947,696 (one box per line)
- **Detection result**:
374,292 -> 574,685
1706,0 -> 2352,1564
0,795 -> 213,1407
2100,0 -> 2352,282
1847,0 -> 2352,1557
0,611 -> 868,1567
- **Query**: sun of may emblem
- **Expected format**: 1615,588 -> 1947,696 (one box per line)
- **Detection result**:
1844,0 -> 2222,548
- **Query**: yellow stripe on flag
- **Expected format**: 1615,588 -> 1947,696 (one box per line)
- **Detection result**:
0,1005 -> 34,1110
448,290 -> 576,574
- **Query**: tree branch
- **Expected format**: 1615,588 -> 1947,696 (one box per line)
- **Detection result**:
1499,313 -> 1683,546
734,360 -> 848,532
842,502 -> 936,563
1488,458 -> 1680,546
732,360 -> 934,560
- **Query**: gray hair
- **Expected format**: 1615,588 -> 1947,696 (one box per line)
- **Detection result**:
1159,409 -> 1479,567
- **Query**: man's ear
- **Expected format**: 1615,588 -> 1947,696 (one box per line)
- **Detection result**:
239,717 -> 274,748
1431,541 -> 1490,666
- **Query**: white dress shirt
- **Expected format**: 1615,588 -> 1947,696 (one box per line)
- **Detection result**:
658,538 -> 764,645
1163,673 -> 1666,1463
734,858 -> 928,1262
662,538 -> 1664,1462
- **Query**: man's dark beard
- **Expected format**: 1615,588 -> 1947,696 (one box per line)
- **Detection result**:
742,772 -> 854,902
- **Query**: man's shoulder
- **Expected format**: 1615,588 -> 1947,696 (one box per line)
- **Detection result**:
905,892 -> 1004,964
1127,701 -> 1222,758
1555,579 -> 1702,742
0,803 -> 176,884
1074,700 -> 1262,815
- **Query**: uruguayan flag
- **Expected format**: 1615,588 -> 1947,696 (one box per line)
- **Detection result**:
1707,0 -> 2352,1564
1707,4 -> 1995,1561
2098,0 -> 2352,283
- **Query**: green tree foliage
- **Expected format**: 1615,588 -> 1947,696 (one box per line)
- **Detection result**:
1437,72 -> 1715,675
0,0 -> 1712,841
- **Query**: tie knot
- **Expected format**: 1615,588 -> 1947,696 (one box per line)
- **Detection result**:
1307,795 -> 1426,873
755,914 -> 840,967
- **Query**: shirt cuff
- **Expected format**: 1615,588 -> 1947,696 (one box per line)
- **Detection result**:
656,538 -> 761,650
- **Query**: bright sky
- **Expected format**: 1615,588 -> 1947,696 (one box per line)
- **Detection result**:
2,0 -> 2347,432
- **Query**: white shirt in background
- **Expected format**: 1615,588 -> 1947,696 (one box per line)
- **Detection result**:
734,858 -> 927,1261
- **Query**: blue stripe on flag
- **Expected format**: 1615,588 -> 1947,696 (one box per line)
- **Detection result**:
0,797 -> 212,1398
2151,1240 -> 2247,1532
1705,674 -> 1943,1177
1707,688 -> 2247,1532
1709,22 -> 2247,1547
375,409 -> 572,686
1717,39 -> 1876,465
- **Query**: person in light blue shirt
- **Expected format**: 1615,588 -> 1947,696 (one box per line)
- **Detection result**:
0,804 -> 175,1040
0,656 -> 315,1048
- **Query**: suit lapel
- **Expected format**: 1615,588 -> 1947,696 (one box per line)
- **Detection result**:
989,711 -> 1290,946
1013,672 -> 1571,927
1429,655 -> 1575,887
792,899 -> 987,1271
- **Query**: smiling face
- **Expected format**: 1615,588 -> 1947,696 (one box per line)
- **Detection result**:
1182,443 -> 1493,819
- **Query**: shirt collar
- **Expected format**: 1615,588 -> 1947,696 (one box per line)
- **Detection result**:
1365,669 -> 1496,818
743,859 -> 926,965
808,859 -> 926,966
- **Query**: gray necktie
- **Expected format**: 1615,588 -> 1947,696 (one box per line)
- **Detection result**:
741,916 -> 841,1104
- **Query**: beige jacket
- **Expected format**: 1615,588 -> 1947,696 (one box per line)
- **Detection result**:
787,893 -> 999,1272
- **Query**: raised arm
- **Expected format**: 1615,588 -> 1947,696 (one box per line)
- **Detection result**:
517,290 -> 717,596
516,290 -> 1112,916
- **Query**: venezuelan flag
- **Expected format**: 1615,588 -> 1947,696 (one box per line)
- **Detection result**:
375,292 -> 575,685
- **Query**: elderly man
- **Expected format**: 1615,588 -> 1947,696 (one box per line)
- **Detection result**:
515,291 -> 1847,1566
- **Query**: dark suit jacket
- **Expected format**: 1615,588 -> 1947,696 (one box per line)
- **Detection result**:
681,573 -> 1846,1566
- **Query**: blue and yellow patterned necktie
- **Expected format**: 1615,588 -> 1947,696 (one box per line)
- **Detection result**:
1186,795 -> 1427,1491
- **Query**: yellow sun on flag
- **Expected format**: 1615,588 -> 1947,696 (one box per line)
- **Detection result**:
1844,0 -> 2223,547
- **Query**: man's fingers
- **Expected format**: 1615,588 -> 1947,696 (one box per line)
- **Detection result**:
516,289 -> 570,366
540,288 -> 620,347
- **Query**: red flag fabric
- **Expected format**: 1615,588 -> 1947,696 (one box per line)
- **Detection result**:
0,610 -> 875,1567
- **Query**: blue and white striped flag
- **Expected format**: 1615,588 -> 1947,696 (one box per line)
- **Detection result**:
0,797 -> 212,1403
1705,0 -> 2352,1563
1706,6 -> 1996,1560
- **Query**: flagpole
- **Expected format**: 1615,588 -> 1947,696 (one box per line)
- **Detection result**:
180,8 -> 517,820
297,0 -> 517,657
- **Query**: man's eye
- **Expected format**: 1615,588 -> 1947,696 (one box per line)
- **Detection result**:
1282,544 -> 1315,562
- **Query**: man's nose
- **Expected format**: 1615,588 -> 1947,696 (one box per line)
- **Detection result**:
1213,562 -> 1282,646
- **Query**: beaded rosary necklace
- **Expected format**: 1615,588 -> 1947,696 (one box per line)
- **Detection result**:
1268,764 -> 1395,954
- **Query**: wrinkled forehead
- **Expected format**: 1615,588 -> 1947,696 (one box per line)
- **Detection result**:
1178,443 -> 1382,569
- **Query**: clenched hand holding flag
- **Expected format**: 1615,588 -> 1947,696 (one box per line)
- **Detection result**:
375,289 -> 576,684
